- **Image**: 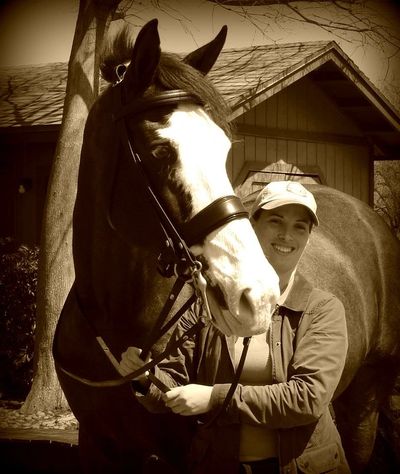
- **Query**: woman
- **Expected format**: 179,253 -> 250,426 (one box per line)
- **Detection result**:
120,181 -> 350,474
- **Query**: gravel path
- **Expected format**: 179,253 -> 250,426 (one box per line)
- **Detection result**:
0,403 -> 78,431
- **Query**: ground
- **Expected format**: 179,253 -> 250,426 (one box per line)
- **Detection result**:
0,397 -> 399,472
0,400 -> 78,432
0,401 -> 79,473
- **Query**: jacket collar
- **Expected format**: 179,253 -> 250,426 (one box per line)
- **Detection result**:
280,272 -> 314,313
224,272 -> 314,354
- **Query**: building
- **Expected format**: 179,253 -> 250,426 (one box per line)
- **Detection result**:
1,41 -> 399,244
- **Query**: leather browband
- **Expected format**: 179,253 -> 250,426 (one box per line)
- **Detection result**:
113,90 -> 204,122
181,195 -> 249,246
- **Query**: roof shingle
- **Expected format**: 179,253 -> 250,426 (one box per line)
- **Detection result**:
0,40 -> 398,136
0,62 -> 67,127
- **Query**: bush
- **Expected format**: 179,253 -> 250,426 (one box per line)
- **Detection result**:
0,237 -> 38,401
374,161 -> 400,240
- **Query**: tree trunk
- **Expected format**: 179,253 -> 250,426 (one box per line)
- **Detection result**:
22,0 -> 121,414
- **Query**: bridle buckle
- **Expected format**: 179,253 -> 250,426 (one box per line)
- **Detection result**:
190,261 -> 213,324
157,238 -> 178,278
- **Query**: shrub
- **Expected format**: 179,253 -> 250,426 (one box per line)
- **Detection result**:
0,237 -> 38,400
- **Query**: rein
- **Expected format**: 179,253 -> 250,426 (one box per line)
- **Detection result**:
55,84 -> 250,423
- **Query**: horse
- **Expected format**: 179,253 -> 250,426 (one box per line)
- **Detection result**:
244,184 -> 400,472
53,19 -> 280,473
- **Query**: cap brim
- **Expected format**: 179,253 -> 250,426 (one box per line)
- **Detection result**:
259,199 -> 319,226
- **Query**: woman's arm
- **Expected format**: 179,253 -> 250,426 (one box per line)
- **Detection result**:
211,295 -> 348,428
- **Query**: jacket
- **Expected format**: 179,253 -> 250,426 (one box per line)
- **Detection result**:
138,273 -> 350,474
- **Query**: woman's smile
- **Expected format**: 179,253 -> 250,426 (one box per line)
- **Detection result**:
271,243 -> 295,255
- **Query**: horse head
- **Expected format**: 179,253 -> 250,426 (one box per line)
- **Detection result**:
76,19 -> 279,339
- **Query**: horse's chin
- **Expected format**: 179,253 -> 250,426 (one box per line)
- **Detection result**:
207,289 -> 270,336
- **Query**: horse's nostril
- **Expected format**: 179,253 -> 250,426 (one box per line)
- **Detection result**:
239,289 -> 254,318
211,284 -> 228,310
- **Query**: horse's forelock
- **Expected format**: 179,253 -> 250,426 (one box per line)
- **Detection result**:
100,25 -> 135,84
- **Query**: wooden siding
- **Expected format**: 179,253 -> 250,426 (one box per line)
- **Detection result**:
0,141 -> 52,244
228,76 -> 371,203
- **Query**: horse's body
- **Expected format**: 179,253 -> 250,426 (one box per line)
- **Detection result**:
243,184 -> 398,469
54,20 -> 400,474
287,185 -> 400,471
244,184 -> 400,470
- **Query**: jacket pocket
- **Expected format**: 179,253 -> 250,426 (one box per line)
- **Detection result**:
296,442 -> 340,473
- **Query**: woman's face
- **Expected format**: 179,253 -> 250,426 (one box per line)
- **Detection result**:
253,204 -> 312,277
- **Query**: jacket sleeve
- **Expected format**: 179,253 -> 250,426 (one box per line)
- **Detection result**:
211,295 -> 348,429
134,307 -> 199,413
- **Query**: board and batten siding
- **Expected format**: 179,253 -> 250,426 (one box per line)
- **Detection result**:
227,76 -> 371,204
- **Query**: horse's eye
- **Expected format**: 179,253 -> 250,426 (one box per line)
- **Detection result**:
151,145 -> 171,160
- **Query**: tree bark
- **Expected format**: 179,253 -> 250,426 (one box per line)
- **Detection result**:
22,0 -> 121,414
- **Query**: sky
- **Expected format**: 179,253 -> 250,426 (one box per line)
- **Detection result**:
0,0 -> 399,107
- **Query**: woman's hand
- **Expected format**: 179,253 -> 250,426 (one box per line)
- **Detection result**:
162,384 -> 213,416
119,346 -> 148,382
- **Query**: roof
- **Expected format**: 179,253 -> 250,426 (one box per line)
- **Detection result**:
1,41 -> 399,157
210,41 -> 334,113
211,41 -> 400,157
0,62 -> 67,128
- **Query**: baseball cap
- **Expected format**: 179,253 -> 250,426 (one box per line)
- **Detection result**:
251,181 -> 319,226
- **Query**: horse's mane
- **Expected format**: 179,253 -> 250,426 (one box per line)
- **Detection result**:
100,25 -> 232,138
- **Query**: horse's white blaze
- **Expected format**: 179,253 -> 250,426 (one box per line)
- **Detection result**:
158,104 -> 280,336
158,105 -> 232,210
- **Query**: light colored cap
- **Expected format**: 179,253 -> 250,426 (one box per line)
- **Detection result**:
251,181 -> 319,226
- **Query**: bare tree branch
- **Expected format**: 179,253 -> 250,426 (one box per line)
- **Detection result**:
208,0 -> 400,50
213,0 -> 360,5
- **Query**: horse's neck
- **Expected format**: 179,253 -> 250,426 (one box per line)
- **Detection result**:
75,237 -> 175,348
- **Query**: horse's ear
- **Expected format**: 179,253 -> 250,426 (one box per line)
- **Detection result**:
124,19 -> 161,93
184,26 -> 227,75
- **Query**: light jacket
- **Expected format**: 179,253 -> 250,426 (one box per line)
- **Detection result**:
138,273 -> 350,474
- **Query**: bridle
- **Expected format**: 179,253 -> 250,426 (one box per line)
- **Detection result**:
55,81 -> 251,422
